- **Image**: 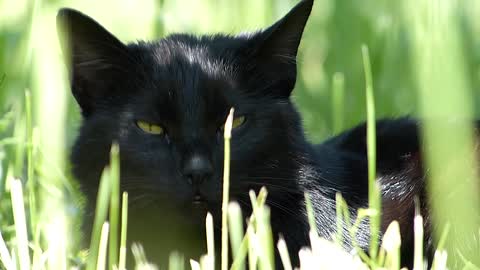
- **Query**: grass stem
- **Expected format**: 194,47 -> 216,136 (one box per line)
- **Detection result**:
222,108 -> 234,270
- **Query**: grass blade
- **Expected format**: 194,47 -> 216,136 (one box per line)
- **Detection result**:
206,212 -> 215,270
190,259 -> 200,270
97,222 -> 110,270
24,91 -> 37,241
228,202 -> 244,270
222,108 -> 234,270
276,236 -> 292,270
247,226 -> 257,270
0,230 -> 14,270
381,221 -> 401,269
109,144 -> 120,269
10,178 -> 30,270
118,192 -> 128,270
168,252 -> 184,270
256,206 -> 273,270
87,168 -> 112,270
362,44 -> 381,262
413,214 -> 423,270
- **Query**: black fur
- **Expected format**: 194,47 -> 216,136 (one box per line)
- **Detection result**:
57,0 -> 446,268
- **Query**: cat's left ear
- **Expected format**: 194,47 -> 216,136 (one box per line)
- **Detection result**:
245,0 -> 313,98
57,8 -> 131,117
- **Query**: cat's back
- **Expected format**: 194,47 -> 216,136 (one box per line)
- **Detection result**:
311,118 -> 429,265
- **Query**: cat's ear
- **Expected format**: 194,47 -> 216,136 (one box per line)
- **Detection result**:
57,8 -> 130,116
245,0 -> 313,98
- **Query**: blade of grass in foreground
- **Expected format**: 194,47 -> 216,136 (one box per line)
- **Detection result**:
25,91 -> 37,236
0,230 -> 14,269
380,221 -> 401,269
222,108 -> 234,270
97,222 -> 110,270
256,205 -> 274,270
10,178 -> 30,270
229,188 -> 268,270
87,168 -> 112,270
169,252 -> 184,270
118,192 -> 128,270
362,44 -> 381,263
206,213 -> 215,270
228,202 -> 244,270
276,236 -> 292,270
405,0 -> 480,264
413,207 -> 424,270
132,243 -> 156,269
109,144 -> 120,269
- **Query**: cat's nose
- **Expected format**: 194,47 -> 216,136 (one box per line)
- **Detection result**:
182,154 -> 213,186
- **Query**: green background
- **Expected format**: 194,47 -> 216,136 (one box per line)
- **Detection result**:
1,0 -> 480,266
3,0 -> 480,144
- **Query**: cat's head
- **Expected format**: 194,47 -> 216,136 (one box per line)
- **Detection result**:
58,0 -> 313,220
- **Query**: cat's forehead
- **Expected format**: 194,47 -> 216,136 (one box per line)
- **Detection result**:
136,34 -> 242,79
128,36 -> 248,122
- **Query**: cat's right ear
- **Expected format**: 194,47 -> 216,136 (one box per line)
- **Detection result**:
242,0 -> 313,98
57,8 -> 130,117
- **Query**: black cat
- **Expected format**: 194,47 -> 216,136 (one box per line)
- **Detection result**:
57,0 -> 457,268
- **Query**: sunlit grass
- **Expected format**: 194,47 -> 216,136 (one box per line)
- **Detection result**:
405,0 -> 480,264
362,44 -> 381,264
1,0 -> 480,269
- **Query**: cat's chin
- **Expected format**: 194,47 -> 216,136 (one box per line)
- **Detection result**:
187,200 -> 221,224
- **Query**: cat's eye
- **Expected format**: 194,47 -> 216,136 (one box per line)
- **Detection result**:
136,120 -> 165,135
221,116 -> 246,131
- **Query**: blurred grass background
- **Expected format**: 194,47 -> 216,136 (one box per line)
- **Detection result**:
1,0 -> 480,268
4,0 -> 480,144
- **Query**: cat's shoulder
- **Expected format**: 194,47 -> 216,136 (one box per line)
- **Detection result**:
317,118 -> 419,166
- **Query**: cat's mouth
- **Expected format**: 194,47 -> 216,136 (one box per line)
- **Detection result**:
190,194 -> 209,221
192,194 -> 206,205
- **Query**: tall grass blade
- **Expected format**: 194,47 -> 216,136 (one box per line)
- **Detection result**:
24,91 -> 37,237
0,229 -> 14,269
190,259 -> 201,270
404,0 -> 480,263
87,168 -> 112,270
97,222 -> 110,270
222,108 -> 234,270
362,44 -> 381,262
168,252 -> 184,270
109,144 -> 120,269
256,206 -> 273,270
230,190 -> 267,270
118,192 -> 128,270
277,237 -> 292,270
246,226 -> 257,270
381,221 -> 401,270
10,178 -> 30,270
228,202 -> 244,270
206,213 -> 215,270
413,214 -> 423,270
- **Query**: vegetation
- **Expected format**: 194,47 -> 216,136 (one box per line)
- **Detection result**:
1,0 -> 479,269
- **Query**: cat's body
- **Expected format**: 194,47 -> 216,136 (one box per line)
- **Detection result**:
57,0 -> 472,268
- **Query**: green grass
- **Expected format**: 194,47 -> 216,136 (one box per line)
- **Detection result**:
1,0 -> 480,269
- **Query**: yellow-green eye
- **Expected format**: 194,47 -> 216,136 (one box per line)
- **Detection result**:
136,121 -> 165,135
221,116 -> 246,131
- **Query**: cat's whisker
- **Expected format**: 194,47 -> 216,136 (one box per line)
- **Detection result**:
237,180 -> 304,195
128,194 -> 159,210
